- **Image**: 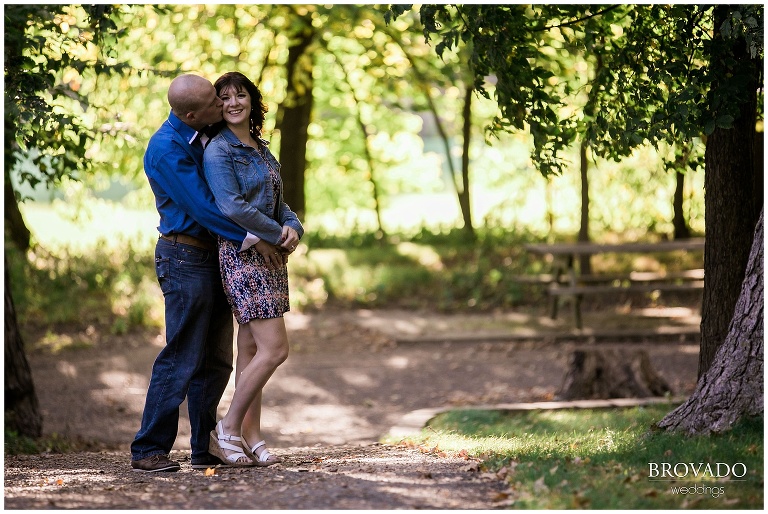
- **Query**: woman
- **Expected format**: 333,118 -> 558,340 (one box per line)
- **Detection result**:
203,71 -> 303,467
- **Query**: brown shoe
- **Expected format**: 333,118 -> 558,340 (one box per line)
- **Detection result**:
131,454 -> 181,472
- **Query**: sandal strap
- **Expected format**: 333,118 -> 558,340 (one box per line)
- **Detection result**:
216,420 -> 243,443
219,439 -> 245,455
218,432 -> 242,443
249,440 -> 273,462
214,420 -> 250,463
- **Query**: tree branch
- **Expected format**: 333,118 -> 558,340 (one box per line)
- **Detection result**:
538,5 -> 623,32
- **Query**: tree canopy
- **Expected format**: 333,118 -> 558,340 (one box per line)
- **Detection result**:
387,4 -> 763,176
4,5 -> 125,190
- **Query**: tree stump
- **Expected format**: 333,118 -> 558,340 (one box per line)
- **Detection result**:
557,348 -> 673,400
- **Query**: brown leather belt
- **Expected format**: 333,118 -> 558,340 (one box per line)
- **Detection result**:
160,233 -> 216,251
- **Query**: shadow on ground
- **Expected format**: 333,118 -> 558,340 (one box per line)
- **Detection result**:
26,307 -> 700,451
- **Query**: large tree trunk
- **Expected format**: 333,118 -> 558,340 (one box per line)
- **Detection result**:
276,21 -> 314,222
698,5 -> 761,376
4,107 -> 31,251
4,254 -> 42,438
657,210 -> 763,435
4,175 -> 31,251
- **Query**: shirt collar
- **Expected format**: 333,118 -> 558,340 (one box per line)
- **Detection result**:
166,111 -> 201,146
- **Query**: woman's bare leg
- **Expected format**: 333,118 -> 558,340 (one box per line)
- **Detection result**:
218,317 -> 288,460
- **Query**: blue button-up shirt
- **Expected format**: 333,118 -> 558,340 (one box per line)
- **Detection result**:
204,126 -> 303,246
144,111 -> 257,250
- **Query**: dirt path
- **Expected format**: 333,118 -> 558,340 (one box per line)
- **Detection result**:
5,308 -> 700,509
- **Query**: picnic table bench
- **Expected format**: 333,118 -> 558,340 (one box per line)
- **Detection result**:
524,238 -> 705,328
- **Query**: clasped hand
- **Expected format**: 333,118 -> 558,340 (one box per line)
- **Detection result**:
255,226 -> 300,270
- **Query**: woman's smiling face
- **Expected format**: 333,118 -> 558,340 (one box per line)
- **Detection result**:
219,85 -> 251,128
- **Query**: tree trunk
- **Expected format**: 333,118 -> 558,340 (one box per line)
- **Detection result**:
557,348 -> 672,400
577,140 -> 591,274
351,86 -> 386,237
4,164 -> 31,252
657,209 -> 763,435
4,254 -> 42,438
458,84 -> 475,240
672,170 -> 691,240
699,5 -> 761,376
754,130 -> 764,210
276,22 -> 314,222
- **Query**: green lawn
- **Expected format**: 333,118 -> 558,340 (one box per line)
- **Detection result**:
385,405 -> 763,509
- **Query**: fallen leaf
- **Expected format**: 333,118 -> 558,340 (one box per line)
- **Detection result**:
56,479 -> 63,486
204,467 -> 216,477
463,462 -> 480,472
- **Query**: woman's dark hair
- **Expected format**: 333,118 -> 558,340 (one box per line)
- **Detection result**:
213,71 -> 268,137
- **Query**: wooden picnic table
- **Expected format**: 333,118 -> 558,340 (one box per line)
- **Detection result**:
524,238 -> 705,328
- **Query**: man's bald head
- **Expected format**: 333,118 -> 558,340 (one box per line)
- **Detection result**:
167,74 -> 223,130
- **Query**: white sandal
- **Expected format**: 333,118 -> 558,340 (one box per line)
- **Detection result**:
242,435 -> 281,467
209,421 -> 254,467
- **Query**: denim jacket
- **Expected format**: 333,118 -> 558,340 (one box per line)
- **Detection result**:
203,127 -> 303,246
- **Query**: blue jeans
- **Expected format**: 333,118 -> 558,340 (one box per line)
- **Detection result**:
130,238 -> 233,462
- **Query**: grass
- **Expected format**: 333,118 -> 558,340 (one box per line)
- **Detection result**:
6,235 -> 164,350
384,405 -> 763,509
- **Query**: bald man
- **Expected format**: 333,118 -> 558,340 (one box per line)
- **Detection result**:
130,74 -> 280,472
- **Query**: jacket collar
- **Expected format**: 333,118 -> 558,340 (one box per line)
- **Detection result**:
219,126 -> 270,148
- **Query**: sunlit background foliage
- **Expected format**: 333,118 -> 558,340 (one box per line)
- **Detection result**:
11,4 -> 705,236
7,4 -> 707,338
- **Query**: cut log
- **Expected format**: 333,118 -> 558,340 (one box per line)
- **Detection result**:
557,349 -> 673,400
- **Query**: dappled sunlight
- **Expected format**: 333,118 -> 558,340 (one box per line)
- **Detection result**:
386,356 -> 410,369
339,369 -> 377,387
395,242 -> 444,270
284,311 -> 313,331
264,375 -> 339,403
56,361 -> 78,378
636,306 -> 700,322
677,344 -> 700,355
274,404 -> 374,443
351,309 -> 543,338
97,369 -> 145,390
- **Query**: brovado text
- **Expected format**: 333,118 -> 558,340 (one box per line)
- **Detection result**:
648,462 -> 747,480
